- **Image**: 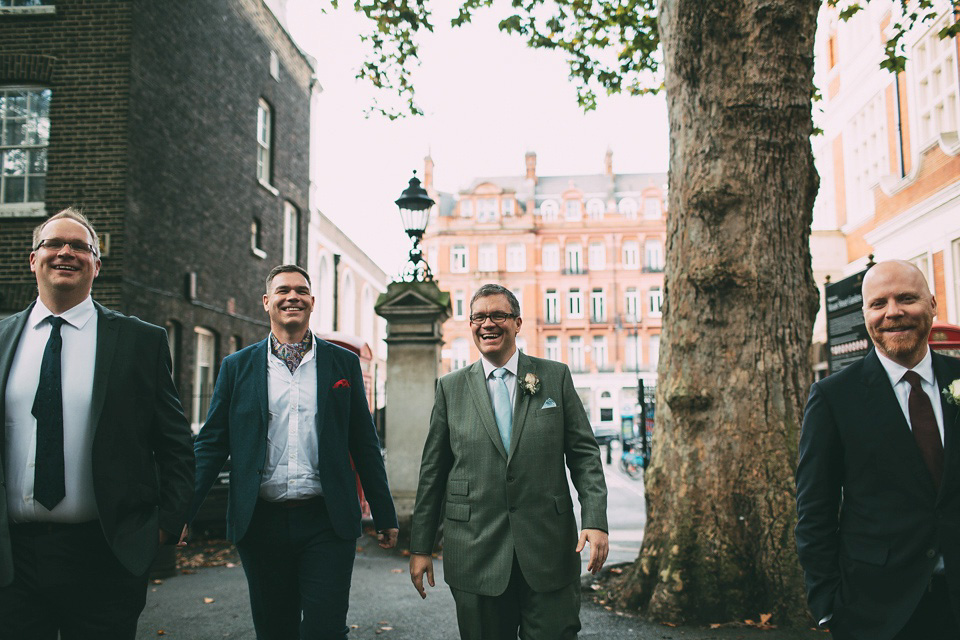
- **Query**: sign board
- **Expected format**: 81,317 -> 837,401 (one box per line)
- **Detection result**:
825,269 -> 871,375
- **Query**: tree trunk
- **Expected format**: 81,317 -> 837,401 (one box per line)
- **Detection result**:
608,0 -> 821,625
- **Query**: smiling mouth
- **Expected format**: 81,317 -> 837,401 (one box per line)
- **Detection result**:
480,332 -> 502,342
281,306 -> 303,312
52,265 -> 79,272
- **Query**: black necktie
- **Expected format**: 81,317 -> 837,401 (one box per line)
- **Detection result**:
902,370 -> 944,490
32,316 -> 66,510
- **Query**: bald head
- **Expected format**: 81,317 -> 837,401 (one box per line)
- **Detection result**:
861,260 -> 937,368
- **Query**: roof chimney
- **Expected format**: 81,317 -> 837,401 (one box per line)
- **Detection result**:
604,148 -> 613,176
525,151 -> 537,183
423,153 -> 434,191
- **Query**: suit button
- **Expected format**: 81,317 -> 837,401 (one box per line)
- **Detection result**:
509,507 -> 517,513
507,476 -> 515,483
927,548 -> 937,558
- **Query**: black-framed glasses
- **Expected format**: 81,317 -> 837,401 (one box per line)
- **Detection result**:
469,312 -> 517,325
35,238 -> 97,255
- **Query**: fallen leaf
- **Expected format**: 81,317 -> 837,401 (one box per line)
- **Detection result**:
390,569 -> 402,574
152,579 -> 163,585
203,597 -> 215,604
710,624 -> 722,629
350,625 -> 359,629
157,631 -> 166,636
610,567 -> 623,574
760,613 -> 772,625
225,563 -> 235,568
381,627 -> 393,631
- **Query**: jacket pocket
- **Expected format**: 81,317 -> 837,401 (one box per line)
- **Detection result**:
448,479 -> 469,496
445,502 -> 470,522
554,494 -> 574,514
536,407 -> 560,417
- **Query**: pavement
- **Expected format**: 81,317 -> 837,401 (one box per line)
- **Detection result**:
137,464 -> 824,640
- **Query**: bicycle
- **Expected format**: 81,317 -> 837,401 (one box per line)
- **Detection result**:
618,446 -> 645,479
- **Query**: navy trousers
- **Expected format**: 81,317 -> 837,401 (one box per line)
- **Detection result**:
237,497 -> 357,640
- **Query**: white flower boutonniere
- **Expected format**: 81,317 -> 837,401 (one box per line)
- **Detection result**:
943,378 -> 960,406
520,372 -> 541,396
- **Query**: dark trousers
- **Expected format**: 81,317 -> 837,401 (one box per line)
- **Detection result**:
0,520 -> 148,640
450,555 -> 581,640
237,497 -> 357,640
831,575 -> 960,640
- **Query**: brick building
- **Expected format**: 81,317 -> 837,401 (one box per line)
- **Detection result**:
0,0 -> 315,429
812,1 -> 960,352
422,151 -> 667,428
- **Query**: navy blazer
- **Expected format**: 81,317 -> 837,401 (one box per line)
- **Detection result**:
190,335 -> 397,543
796,349 -> 960,639
0,302 -> 195,585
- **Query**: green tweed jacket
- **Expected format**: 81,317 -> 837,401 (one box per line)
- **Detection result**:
410,352 -> 608,596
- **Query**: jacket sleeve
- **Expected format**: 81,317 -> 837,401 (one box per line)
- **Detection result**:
346,353 -> 399,532
559,365 -> 608,532
409,377 -> 454,554
189,356 -> 234,523
151,327 -> 196,538
795,382 -> 843,622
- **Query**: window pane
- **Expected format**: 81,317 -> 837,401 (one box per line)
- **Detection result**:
27,175 -> 44,202
3,176 -> 25,203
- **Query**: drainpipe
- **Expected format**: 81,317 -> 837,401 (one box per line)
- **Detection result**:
332,253 -> 341,331
894,73 -> 906,178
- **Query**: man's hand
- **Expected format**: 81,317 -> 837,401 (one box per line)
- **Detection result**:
409,553 -> 435,599
177,524 -> 189,548
158,528 -> 170,546
576,528 -> 609,574
377,528 -> 399,549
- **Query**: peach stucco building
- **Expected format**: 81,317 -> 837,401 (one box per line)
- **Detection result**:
421,151 -> 666,427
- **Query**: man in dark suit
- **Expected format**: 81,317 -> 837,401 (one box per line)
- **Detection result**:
0,208 -> 195,640
190,264 -> 398,640
409,284 -> 608,640
796,259 -> 960,640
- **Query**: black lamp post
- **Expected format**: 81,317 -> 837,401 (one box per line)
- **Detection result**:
395,170 -> 435,282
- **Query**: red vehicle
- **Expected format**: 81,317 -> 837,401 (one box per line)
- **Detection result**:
929,322 -> 960,358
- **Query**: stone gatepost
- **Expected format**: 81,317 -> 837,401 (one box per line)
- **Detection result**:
375,280 -> 450,530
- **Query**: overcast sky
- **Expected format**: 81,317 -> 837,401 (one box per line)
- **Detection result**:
283,0 -> 670,276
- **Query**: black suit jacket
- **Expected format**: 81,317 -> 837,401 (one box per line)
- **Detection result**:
0,301 -> 195,585
189,336 -> 398,544
796,349 -> 960,640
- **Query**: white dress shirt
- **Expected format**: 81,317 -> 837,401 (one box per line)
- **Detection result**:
4,297 -> 98,523
259,333 -> 323,501
876,348 -> 945,444
481,349 -> 520,411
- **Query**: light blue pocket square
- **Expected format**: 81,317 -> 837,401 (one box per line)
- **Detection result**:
541,398 -> 557,409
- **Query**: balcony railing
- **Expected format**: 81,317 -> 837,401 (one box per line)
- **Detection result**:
643,265 -> 664,273
562,267 -> 588,275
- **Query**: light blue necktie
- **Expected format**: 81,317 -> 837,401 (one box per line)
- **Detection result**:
491,367 -> 512,451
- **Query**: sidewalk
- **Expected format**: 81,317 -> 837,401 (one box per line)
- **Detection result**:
137,535 -> 824,640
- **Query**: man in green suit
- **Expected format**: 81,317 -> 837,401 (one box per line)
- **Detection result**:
409,284 -> 609,639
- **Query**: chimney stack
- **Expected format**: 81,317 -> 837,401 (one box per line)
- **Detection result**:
525,151 -> 537,184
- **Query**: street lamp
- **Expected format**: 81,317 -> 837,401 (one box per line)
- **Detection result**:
395,170 -> 436,282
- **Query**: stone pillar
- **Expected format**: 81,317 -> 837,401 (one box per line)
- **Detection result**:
375,280 -> 450,527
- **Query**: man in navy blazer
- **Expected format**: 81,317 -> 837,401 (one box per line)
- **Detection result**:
796,260 -> 960,639
190,264 -> 398,640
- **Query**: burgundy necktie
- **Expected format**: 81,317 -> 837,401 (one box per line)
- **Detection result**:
902,370 -> 944,490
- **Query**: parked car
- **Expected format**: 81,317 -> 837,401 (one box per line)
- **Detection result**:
592,422 -> 619,445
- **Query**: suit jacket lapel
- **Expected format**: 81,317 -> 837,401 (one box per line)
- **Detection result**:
862,350 -> 937,493
508,352 -> 533,462
313,337 -> 332,438
0,304 -> 33,459
933,352 -> 960,498
90,302 -> 119,432
466,360 -> 508,460
254,337 -> 270,434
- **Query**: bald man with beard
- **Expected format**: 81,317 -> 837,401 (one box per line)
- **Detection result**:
796,260 -> 960,640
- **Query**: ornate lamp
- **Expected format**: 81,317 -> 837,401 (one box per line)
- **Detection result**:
395,170 -> 435,282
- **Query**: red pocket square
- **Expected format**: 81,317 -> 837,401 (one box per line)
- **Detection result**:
333,379 -> 350,389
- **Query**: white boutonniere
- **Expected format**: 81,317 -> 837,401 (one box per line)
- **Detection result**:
520,372 -> 541,396
943,378 -> 960,406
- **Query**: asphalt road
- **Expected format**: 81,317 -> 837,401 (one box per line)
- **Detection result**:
137,463 -> 822,639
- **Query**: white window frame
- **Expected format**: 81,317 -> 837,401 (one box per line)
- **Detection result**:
506,243 -> 526,272
0,86 -> 51,209
588,242 -> 606,270
282,201 -> 298,264
478,243 -> 498,272
511,287 -> 524,316
477,197 -> 497,222
910,14 -> 960,149
649,334 -> 661,368
648,287 -> 663,317
542,243 -> 560,271
568,336 -> 585,372
625,334 -> 639,372
251,218 -> 266,259
545,289 -> 560,323
624,287 -> 640,322
452,338 -> 469,371
565,199 -> 582,220
454,290 -> 466,320
540,199 -> 559,221
565,243 -> 583,274
643,196 -> 662,219
460,199 -> 474,217
192,327 -> 216,432
586,198 -> 605,219
568,288 -> 583,318
644,238 -> 664,271
502,198 -> 515,216
590,289 -> 605,322
256,98 -> 272,185
451,245 -> 469,273
593,335 -> 608,370
618,197 -> 638,218
545,336 -> 560,361
622,241 -> 639,270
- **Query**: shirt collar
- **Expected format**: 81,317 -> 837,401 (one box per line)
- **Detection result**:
876,347 -> 935,387
29,296 -> 95,331
481,348 -> 520,379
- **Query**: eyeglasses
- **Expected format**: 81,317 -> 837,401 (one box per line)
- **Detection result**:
469,312 -> 517,325
36,238 -> 97,255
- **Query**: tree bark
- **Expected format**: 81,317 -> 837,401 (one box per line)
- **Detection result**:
608,0 -> 821,625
